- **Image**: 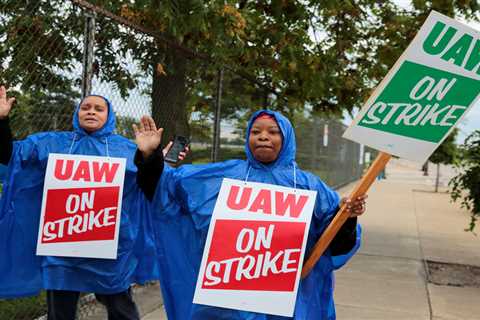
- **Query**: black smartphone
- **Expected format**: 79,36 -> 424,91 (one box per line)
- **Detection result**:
165,135 -> 189,164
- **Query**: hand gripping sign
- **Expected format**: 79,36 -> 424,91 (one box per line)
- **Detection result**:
302,11 -> 480,277
193,178 -> 317,317
36,153 -> 126,259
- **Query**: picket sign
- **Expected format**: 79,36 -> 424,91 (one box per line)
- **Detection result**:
193,178 -> 317,316
36,153 -> 126,259
302,11 -> 480,277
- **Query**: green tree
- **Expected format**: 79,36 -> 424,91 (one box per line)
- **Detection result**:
450,130 -> 480,232
1,0 -> 478,142
429,128 -> 458,192
73,0 -> 480,141
0,1 -> 82,136
115,115 -> 137,139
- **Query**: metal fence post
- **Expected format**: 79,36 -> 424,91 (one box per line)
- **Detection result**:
211,68 -> 223,162
311,116 -> 319,170
81,12 -> 96,98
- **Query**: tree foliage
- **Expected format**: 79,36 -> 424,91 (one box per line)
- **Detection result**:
0,0 -> 478,141
450,130 -> 480,232
429,128 -> 458,192
429,128 -> 458,165
0,1 -> 81,137
115,115 -> 137,138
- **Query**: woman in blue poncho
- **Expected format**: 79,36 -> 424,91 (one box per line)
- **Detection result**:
135,110 -> 367,320
0,86 -> 173,320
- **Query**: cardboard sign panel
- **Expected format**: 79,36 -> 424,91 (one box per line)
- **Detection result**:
343,11 -> 480,162
36,153 -> 126,259
193,178 -> 317,317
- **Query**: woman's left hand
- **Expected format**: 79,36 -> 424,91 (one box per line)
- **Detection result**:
133,116 -> 163,158
162,141 -> 190,167
341,195 -> 368,218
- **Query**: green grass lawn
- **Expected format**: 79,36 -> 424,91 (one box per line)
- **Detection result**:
189,146 -> 245,164
0,292 -> 47,320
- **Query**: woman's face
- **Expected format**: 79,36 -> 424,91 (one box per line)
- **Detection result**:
248,116 -> 283,164
78,96 -> 108,133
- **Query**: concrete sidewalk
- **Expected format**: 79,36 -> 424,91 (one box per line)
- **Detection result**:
141,159 -> 480,319
335,159 -> 480,320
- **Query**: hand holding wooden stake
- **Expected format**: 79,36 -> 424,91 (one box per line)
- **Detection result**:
301,152 -> 391,278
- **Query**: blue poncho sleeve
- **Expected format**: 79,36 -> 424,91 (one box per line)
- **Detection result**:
0,137 -> 49,298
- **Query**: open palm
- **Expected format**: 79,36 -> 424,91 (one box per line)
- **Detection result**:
133,116 -> 163,158
0,86 -> 15,119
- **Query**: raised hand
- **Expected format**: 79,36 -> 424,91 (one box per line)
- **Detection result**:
0,86 -> 16,119
133,116 -> 163,158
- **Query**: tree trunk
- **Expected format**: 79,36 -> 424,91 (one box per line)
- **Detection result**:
435,163 -> 440,193
150,50 -> 190,145
422,161 -> 429,176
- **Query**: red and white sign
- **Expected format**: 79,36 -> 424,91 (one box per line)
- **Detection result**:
36,153 -> 126,259
193,178 -> 317,316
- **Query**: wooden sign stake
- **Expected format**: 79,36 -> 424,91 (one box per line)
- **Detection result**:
301,151 -> 392,278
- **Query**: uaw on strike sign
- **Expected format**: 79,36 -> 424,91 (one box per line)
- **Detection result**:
193,178 -> 317,316
344,11 -> 480,163
36,154 -> 126,259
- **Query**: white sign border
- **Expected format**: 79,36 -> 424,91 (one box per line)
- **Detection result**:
193,178 -> 318,317
36,153 -> 126,259
343,10 -> 480,163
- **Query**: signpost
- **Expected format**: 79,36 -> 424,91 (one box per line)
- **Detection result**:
302,11 -> 480,277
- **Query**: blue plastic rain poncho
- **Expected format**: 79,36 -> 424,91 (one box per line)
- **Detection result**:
0,164 -> 6,182
152,110 -> 361,320
0,96 -> 158,298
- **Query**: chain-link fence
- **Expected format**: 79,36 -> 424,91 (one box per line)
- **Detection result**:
0,1 -> 374,319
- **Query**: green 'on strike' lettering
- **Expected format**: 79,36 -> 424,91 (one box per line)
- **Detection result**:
358,61 -> 479,143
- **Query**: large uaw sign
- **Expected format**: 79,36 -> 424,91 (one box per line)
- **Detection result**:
344,11 -> 480,162
193,178 -> 317,316
36,154 -> 126,259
